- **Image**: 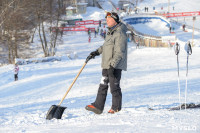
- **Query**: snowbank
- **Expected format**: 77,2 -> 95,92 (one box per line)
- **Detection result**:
15,56 -> 62,65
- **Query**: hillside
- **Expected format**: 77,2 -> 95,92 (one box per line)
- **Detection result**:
0,0 -> 200,132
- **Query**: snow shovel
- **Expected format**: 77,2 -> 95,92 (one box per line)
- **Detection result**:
46,56 -> 92,120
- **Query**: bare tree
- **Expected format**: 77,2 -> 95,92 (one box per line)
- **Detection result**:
34,0 -> 66,57
0,0 -> 37,63
0,0 -> 68,64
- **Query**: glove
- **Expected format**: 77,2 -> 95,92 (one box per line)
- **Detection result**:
87,50 -> 100,61
108,65 -> 115,77
90,50 -> 100,58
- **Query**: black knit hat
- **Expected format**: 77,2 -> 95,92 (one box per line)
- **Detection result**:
105,12 -> 120,23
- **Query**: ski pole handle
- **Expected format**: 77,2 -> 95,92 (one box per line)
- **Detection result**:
187,43 -> 192,55
175,42 -> 180,55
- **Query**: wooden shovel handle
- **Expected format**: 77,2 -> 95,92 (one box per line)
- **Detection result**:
58,62 -> 87,105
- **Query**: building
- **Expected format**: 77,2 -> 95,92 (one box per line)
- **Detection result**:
118,0 -> 134,10
77,2 -> 88,14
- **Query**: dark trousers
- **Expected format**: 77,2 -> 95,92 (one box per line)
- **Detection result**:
14,74 -> 18,81
92,69 -> 122,111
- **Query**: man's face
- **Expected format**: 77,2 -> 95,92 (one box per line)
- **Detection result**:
106,16 -> 117,27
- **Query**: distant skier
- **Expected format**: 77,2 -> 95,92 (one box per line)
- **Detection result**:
88,28 -> 91,36
172,27 -> 175,32
99,20 -> 101,27
60,29 -> 63,37
85,12 -> 128,114
136,41 -> 139,49
94,29 -> 97,38
14,64 -> 19,81
183,24 -> 186,31
103,30 -> 106,39
88,36 -> 91,43
100,29 -> 103,37
169,26 -> 172,33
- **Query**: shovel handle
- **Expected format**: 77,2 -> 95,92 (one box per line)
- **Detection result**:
58,62 -> 87,105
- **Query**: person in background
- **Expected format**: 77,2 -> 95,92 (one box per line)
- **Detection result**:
136,40 -> 139,49
88,35 -> 91,43
183,24 -> 186,31
99,20 -> 101,27
103,30 -> 106,39
88,28 -> 91,36
94,29 -> 97,38
85,12 -> 128,114
169,26 -> 172,33
14,63 -> 19,81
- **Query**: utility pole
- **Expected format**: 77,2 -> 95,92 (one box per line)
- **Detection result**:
168,0 -> 170,13
75,0 -> 77,14
192,16 -> 196,46
135,0 -> 138,7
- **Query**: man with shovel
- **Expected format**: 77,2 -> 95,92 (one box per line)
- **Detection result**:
85,12 -> 128,114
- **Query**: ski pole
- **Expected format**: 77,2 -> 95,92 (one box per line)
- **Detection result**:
174,42 -> 181,110
184,42 -> 192,110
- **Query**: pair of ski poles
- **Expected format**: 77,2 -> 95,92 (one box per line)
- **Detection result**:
175,42 -> 192,110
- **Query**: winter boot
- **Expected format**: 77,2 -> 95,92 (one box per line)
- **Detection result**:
85,105 -> 102,114
108,109 -> 119,114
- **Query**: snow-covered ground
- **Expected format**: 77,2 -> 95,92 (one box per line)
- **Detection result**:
1,0 -> 200,133
131,18 -> 171,36
1,31 -> 200,132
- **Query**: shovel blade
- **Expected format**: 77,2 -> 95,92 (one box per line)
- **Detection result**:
46,105 -> 67,120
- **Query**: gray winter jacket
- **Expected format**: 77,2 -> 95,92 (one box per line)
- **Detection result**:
97,23 -> 128,71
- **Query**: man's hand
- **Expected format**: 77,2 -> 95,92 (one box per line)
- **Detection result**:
86,50 -> 100,62
90,50 -> 99,58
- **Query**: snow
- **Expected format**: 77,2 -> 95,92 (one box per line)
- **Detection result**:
1,0 -> 200,133
132,18 -> 171,36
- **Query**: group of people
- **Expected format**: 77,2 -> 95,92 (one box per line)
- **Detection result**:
87,27 -> 99,42
152,6 -> 175,11
100,28 -> 107,39
169,26 -> 177,33
144,7 -> 149,12
87,25 -> 108,42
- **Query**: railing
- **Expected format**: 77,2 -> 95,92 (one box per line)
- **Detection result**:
170,19 -> 200,32
98,0 -> 170,47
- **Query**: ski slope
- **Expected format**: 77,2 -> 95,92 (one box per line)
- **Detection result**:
1,31 -> 200,133
1,0 -> 200,133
